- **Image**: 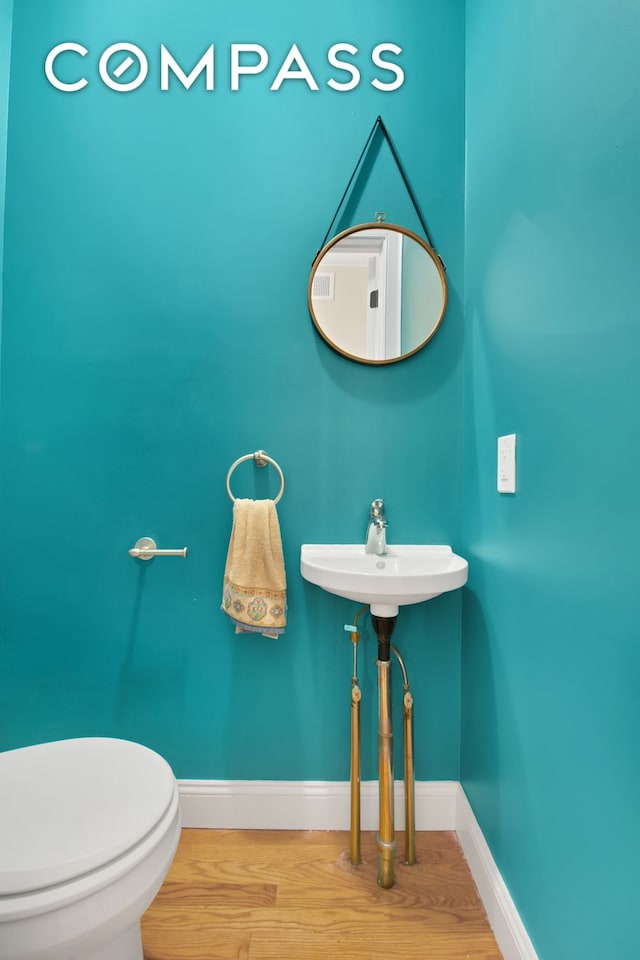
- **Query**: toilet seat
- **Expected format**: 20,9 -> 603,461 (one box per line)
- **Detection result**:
0,738 -> 177,897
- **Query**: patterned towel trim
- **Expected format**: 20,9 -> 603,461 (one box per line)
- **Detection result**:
222,577 -> 287,636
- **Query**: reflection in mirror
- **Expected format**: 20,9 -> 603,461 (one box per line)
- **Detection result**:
308,223 -> 447,365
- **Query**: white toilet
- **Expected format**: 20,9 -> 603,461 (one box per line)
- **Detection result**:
0,737 -> 181,960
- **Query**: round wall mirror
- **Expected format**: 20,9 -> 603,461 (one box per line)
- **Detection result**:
308,222 -> 447,365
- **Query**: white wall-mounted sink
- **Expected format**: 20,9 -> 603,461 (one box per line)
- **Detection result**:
300,544 -> 468,617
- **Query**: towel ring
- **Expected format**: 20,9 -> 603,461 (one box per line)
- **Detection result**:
226,450 -> 285,504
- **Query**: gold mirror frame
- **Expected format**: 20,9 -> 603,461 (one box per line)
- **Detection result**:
308,222 -> 447,366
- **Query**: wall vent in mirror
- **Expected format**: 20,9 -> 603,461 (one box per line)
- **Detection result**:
312,271 -> 335,301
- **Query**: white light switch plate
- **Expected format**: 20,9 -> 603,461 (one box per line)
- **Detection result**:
498,434 -> 516,493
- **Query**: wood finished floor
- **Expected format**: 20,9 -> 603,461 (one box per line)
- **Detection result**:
142,829 -> 502,960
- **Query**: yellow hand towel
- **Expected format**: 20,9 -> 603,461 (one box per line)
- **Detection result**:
221,498 -> 287,637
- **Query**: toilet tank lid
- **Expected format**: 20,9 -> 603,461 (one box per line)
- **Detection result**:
0,737 -> 177,895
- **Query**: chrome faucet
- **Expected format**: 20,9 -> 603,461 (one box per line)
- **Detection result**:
365,498 -> 388,556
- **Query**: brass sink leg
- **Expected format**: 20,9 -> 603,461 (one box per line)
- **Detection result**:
392,643 -> 416,866
372,613 -> 397,888
350,678 -> 361,866
403,685 -> 416,865
347,607 -> 367,867
377,656 -> 395,888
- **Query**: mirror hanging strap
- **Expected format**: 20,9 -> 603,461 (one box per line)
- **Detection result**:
317,115 -> 441,264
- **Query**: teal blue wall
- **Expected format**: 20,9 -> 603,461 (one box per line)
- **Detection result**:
0,0 -> 11,341
463,1 -> 640,958
3,2 -> 638,956
0,2 -> 465,783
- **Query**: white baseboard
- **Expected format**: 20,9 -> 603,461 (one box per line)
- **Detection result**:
178,778 -> 458,831
178,778 -> 538,960
455,785 -> 539,960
